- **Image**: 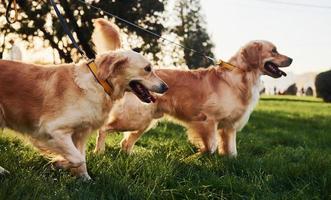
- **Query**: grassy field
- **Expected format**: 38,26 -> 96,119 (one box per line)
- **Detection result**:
0,96 -> 330,199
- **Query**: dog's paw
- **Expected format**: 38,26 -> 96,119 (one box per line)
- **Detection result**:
120,140 -> 134,155
77,173 -> 92,182
218,148 -> 238,158
0,166 -> 10,176
93,146 -> 105,154
51,159 -> 71,170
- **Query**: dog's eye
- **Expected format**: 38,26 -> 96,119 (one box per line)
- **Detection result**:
144,65 -> 152,72
272,48 -> 278,54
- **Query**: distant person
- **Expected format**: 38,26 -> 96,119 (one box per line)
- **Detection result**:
9,40 -> 22,61
274,87 -> 277,95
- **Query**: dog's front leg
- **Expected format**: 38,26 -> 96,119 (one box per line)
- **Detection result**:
120,128 -> 147,154
188,120 -> 218,154
218,128 -> 237,157
94,129 -> 107,154
70,131 -> 91,181
35,129 -> 86,171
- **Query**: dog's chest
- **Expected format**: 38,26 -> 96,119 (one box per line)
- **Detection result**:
233,83 -> 260,131
75,100 -> 106,125
43,94 -> 110,133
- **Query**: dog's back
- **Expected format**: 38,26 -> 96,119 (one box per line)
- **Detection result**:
0,60 -> 76,133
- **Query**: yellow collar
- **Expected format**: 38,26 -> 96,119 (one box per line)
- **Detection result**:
86,60 -> 113,96
217,60 -> 241,71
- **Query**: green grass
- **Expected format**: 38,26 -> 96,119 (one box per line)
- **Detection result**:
1,96 -> 331,199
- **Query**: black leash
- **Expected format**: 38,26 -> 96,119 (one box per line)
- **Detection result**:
5,0 -> 18,24
49,0 -> 92,60
6,0 -> 236,70
76,0 -> 217,65
49,0 -> 114,95
5,0 -> 89,59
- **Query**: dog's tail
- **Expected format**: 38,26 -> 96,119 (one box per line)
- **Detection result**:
92,18 -> 122,54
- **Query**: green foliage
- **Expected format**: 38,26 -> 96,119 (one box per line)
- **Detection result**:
0,0 -> 166,62
315,70 -> 331,102
1,96 -> 331,199
283,83 -> 297,95
173,0 -> 215,69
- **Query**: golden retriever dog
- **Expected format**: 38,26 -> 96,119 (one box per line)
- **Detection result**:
0,24 -> 168,179
93,19 -> 292,157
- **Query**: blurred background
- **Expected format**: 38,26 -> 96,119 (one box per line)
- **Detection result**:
1,0 -> 331,101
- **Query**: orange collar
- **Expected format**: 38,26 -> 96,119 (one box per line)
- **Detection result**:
217,60 -> 246,73
86,60 -> 113,96
216,59 -> 238,71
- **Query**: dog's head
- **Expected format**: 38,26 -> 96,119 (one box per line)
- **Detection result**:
241,40 -> 293,78
95,50 -> 168,103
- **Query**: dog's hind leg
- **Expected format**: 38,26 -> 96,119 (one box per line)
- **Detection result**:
187,120 -> 218,154
217,128 -> 237,157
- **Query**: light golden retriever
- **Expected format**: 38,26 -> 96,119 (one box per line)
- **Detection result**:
93,19 -> 292,157
0,22 -> 168,179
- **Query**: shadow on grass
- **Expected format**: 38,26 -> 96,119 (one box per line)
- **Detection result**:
260,97 -> 323,104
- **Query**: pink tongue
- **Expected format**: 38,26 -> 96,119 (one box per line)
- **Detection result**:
150,95 -> 156,103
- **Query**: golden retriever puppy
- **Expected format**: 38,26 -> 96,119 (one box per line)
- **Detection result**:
0,47 -> 167,179
92,19 -> 292,156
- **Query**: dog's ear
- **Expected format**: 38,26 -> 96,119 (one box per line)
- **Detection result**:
92,18 -> 122,54
96,54 -> 128,80
242,42 -> 262,67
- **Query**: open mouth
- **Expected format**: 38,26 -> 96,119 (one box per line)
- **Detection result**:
264,62 -> 287,78
129,80 -> 156,103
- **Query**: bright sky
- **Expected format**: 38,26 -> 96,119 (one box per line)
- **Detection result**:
201,0 -> 331,74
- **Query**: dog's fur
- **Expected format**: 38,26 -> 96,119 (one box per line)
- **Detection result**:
0,22 -> 167,179
93,19 -> 292,156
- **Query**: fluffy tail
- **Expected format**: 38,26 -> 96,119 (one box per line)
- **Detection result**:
92,18 -> 122,54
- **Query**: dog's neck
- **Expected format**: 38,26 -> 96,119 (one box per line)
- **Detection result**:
227,53 -> 262,82
107,75 -> 127,101
220,55 -> 262,104
73,62 -> 127,101
74,63 -> 105,94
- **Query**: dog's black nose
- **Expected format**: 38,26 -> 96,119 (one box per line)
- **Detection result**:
160,83 -> 168,93
287,57 -> 293,65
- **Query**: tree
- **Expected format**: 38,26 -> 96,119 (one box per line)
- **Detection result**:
283,83 -> 297,95
305,87 -> 313,96
173,0 -> 215,69
0,0 -> 167,62
315,70 -> 331,102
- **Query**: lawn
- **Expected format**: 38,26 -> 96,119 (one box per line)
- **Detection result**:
0,96 -> 330,199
